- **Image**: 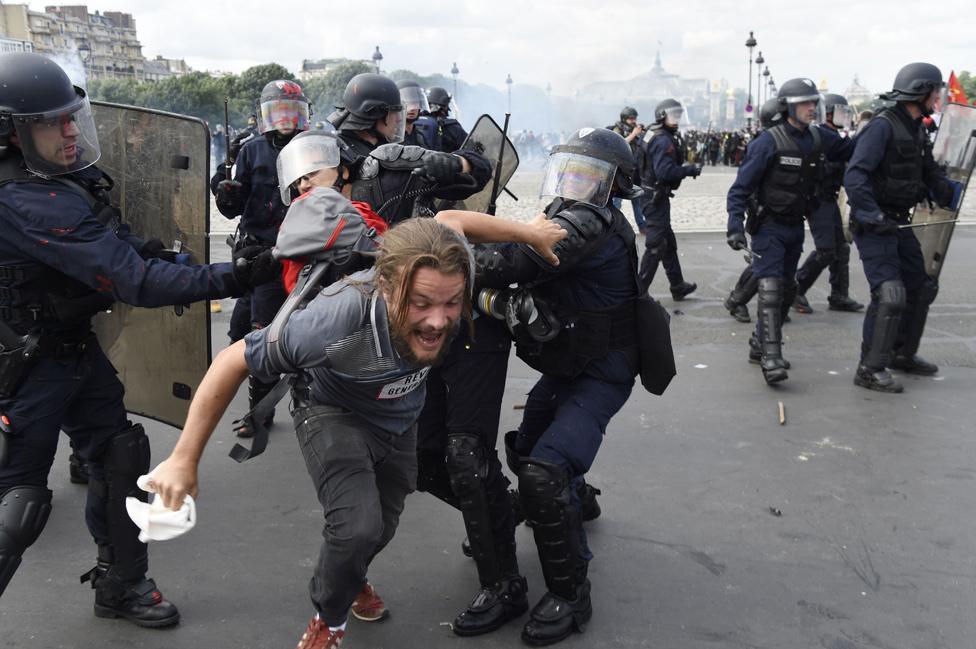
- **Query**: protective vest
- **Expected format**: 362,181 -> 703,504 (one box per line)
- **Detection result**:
758,124 -> 823,221
642,128 -> 688,190
0,156 -> 116,332
350,144 -> 430,223
514,201 -> 639,380
871,108 -> 926,216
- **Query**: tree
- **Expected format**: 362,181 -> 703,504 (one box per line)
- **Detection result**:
303,61 -> 372,117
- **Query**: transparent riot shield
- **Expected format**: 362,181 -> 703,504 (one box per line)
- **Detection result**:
438,114 -> 519,214
90,102 -> 212,429
911,103 -> 976,279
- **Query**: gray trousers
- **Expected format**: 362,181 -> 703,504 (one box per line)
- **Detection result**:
293,405 -> 417,625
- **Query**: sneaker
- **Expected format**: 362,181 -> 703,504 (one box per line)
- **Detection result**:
296,616 -> 344,649
350,582 -> 388,622
792,294 -> 813,314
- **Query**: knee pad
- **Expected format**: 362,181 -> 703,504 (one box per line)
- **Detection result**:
445,432 -> 488,499
0,486 -> 53,595
916,279 -> 938,307
518,458 -> 571,523
757,277 -> 784,306
876,280 -> 906,311
105,423 -> 151,489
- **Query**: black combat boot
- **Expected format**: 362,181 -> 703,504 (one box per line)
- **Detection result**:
854,281 -> 905,393
889,354 -> 938,375
454,573 -> 529,636
748,334 -> 790,369
792,293 -> 813,314
827,243 -> 864,311
828,294 -> 865,311
82,548 -> 179,628
756,278 -> 788,384
724,294 -> 751,323
577,481 -> 602,522
888,279 -> 938,375
670,281 -> 697,301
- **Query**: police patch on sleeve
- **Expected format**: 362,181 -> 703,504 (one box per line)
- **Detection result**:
376,367 -> 430,399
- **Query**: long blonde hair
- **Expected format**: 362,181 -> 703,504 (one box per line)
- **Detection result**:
374,218 -> 473,334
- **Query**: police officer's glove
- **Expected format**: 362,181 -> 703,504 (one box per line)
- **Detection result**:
683,164 -> 702,179
868,218 -> 899,236
216,179 -> 242,206
727,231 -> 747,251
420,152 -> 463,184
138,238 -> 179,263
232,245 -> 281,289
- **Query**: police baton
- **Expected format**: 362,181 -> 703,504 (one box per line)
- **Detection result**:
486,112 -> 511,216
223,98 -> 232,180
898,218 -> 958,230
743,246 -> 762,259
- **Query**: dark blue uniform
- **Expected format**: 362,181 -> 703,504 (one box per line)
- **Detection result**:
435,116 -> 468,153
638,127 -> 694,292
843,104 -> 953,383
0,161 -> 241,600
211,133 -> 290,342
476,200 -> 638,641
610,122 -> 646,231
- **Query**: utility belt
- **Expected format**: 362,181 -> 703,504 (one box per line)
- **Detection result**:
643,183 -> 675,207
515,300 -> 637,380
0,324 -> 94,398
0,290 -> 114,327
747,205 -> 805,234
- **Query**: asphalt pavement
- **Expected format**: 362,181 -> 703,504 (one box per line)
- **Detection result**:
3,227 -> 975,649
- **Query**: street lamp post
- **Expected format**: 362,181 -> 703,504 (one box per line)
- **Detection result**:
755,51 -> 765,109
745,31 -> 757,129
371,46 -> 383,74
77,40 -> 91,83
450,62 -> 459,102
762,66 -> 770,105
505,73 -> 513,114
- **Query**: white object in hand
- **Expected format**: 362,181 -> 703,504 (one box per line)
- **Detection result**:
125,474 -> 197,543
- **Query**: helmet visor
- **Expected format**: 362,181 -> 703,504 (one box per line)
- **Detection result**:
276,131 -> 342,206
378,108 -> 406,144
259,99 -> 310,134
829,104 -> 854,130
399,86 -> 430,119
540,152 -> 616,207
13,92 -> 100,177
786,94 -> 824,126
663,105 -> 685,127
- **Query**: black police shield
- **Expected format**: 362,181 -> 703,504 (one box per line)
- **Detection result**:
90,102 -> 212,428
439,114 -> 519,213
911,102 -> 976,279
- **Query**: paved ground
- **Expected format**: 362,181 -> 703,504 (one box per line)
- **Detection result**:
3,226 -> 976,649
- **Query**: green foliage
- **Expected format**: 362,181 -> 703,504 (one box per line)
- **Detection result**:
303,61 -> 372,116
87,63 -> 299,129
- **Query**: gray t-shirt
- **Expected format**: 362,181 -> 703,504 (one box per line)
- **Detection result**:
244,269 -> 430,435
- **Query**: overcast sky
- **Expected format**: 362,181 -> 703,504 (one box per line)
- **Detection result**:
34,1 -> 976,96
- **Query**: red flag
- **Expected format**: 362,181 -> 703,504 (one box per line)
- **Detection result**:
948,71 -> 969,105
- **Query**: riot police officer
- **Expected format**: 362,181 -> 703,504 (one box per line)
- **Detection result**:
726,79 -> 854,384
211,79 -> 310,429
396,79 -> 433,148
638,99 -> 700,299
844,63 -> 956,393
793,93 -> 864,314
426,86 -> 468,153
475,127 -> 644,645
724,98 -> 785,323
331,73 -> 491,225
0,53 -> 272,621
610,106 -> 646,232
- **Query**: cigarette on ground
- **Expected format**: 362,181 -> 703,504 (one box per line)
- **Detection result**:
778,401 -> 786,425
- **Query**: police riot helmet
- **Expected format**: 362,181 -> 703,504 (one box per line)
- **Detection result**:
620,106 -> 638,121
338,73 -> 405,142
427,86 -> 452,112
654,98 -> 684,127
258,80 -> 310,135
777,78 -> 825,126
822,93 -> 854,130
759,97 -> 785,130
0,52 -> 101,177
396,79 -> 430,121
882,62 -> 946,115
541,127 -> 641,206
276,126 -> 345,206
